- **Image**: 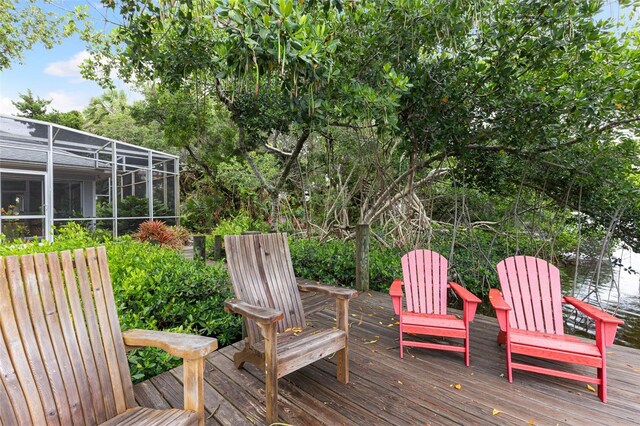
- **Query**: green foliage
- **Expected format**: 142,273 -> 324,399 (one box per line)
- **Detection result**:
205,212 -> 269,256
12,90 -> 84,129
0,223 -> 241,383
289,237 -> 403,292
96,196 -> 171,234
0,1 -> 87,70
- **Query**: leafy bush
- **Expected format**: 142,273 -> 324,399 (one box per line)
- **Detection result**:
0,223 -> 241,383
96,195 -> 172,234
288,237 -> 404,292
205,212 -> 269,257
133,220 -> 182,249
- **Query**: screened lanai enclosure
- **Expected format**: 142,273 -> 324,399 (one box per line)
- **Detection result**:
0,115 -> 179,241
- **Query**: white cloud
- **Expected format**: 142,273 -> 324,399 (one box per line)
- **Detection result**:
47,91 -> 90,112
44,51 -> 92,80
0,97 -> 18,115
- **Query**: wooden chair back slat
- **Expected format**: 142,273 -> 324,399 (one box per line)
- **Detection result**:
0,247 -> 137,425
0,267 -> 35,426
73,248 -> 119,419
497,256 -> 564,335
225,233 -> 306,344
95,247 -> 137,409
60,250 -> 109,423
47,252 -> 98,425
84,247 -> 128,414
4,255 -> 60,424
401,250 -> 449,315
33,253 -> 85,425
0,376 -> 19,425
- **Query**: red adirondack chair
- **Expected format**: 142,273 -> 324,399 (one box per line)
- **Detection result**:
389,249 -> 481,365
491,256 -> 624,402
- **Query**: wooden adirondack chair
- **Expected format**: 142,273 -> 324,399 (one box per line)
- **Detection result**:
224,233 -> 357,424
389,249 -> 481,365
491,256 -> 624,402
0,247 -> 218,425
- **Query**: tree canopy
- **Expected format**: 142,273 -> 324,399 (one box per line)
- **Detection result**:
83,0 -> 640,248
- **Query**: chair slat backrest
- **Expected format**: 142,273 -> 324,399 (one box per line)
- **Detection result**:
401,250 -> 449,315
496,256 -> 564,334
0,246 -> 136,425
225,233 -> 306,345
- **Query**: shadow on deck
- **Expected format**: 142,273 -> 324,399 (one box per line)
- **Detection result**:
134,289 -> 640,425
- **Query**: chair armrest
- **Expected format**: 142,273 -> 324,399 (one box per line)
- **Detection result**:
389,279 -> 403,315
563,296 -> 624,324
122,329 -> 218,360
450,282 -> 481,322
224,298 -> 284,324
389,279 -> 403,297
489,288 -> 511,311
449,282 -> 481,304
564,296 -> 623,347
297,281 -> 358,300
489,288 -> 511,332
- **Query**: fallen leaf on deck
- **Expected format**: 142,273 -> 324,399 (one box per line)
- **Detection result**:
454,384 -> 461,390
500,373 -> 504,378
397,380 -> 403,385
351,314 -> 357,317
395,321 -> 400,325
358,315 -> 363,326
387,324 -> 394,327
379,321 -> 383,325
527,422 -> 536,425
586,384 -> 596,392
368,292 -> 372,297
364,339 -> 378,345
492,409 -> 503,415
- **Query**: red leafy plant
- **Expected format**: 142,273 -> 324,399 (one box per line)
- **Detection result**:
133,220 -> 182,250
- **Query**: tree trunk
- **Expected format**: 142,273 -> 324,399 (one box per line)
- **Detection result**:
355,223 -> 370,292
270,191 -> 280,232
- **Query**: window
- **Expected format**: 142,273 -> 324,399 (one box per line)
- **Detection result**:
53,181 -> 82,218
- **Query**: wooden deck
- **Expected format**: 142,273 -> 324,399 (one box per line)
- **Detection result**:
134,289 -> 640,425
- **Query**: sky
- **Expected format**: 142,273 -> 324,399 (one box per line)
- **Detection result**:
0,1 -> 634,117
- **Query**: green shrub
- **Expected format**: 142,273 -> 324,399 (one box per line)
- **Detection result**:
205,212 -> 269,257
288,237 -> 404,292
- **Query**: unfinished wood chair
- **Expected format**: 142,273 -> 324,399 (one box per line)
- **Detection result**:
224,233 -> 357,424
491,255 -> 624,402
389,249 -> 481,365
0,246 -> 217,425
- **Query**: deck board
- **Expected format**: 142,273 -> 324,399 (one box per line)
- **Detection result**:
135,289 -> 640,425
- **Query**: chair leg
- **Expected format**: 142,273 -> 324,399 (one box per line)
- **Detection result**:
183,358 -> 205,426
259,323 -> 279,424
464,331 -> 470,367
336,348 -> 349,383
505,341 -> 513,383
598,367 -> 607,403
336,298 -> 349,383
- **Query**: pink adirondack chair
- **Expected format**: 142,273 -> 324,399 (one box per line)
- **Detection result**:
491,256 -> 624,402
389,249 -> 481,365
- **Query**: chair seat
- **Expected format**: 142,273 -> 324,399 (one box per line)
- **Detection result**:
402,312 -> 465,330
510,329 -> 601,357
253,326 -> 347,378
101,407 -> 198,426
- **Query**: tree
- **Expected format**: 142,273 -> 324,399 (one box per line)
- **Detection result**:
12,89 -> 51,118
83,0 -> 407,230
12,89 -> 84,129
0,0 -> 87,70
